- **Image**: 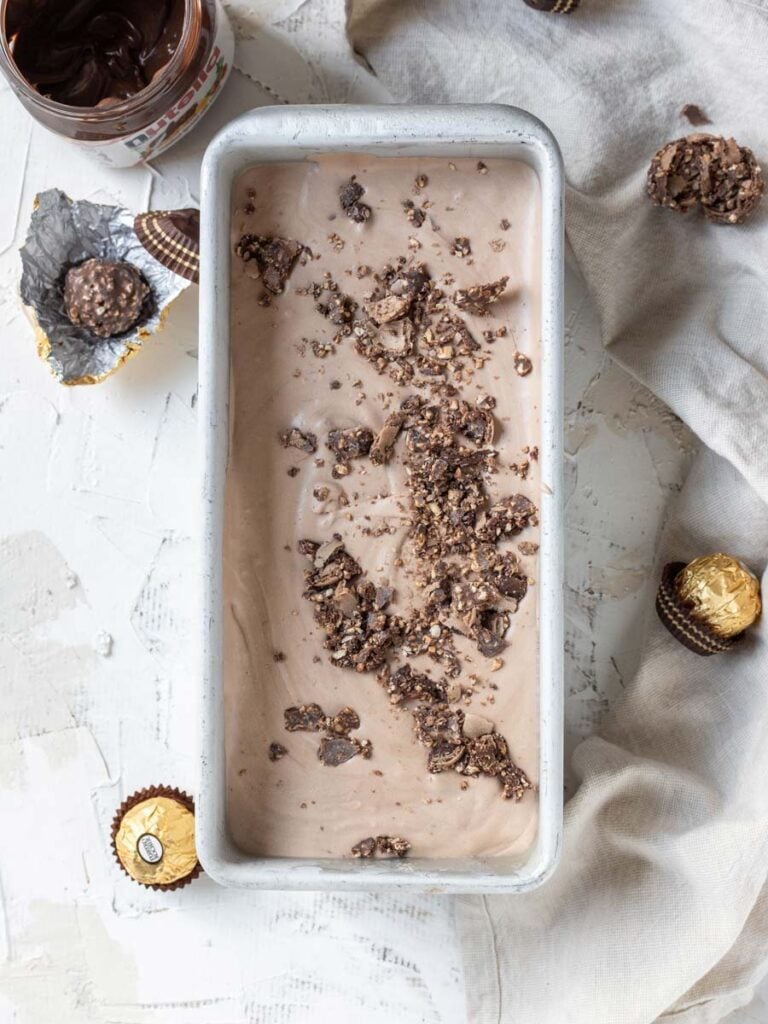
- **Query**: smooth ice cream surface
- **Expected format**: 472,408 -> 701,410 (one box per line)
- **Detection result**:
226,154 -> 542,860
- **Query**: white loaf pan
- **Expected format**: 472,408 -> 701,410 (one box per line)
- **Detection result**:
198,104 -> 564,892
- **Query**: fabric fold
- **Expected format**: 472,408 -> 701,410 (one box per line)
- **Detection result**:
346,2 -> 768,1021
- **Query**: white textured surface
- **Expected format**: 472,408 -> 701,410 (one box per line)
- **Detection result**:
2,1 -> 763,1020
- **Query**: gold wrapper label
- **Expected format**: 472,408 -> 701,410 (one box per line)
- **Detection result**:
114,796 -> 198,887
675,553 -> 761,639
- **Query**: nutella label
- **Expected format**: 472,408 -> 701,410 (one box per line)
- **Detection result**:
86,2 -> 234,168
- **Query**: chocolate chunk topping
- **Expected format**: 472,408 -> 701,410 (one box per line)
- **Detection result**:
315,284 -> 357,325
478,494 -> 538,542
351,836 -> 376,858
365,293 -> 413,325
327,427 -> 374,462
298,538 -> 320,560
450,237 -> 472,257
318,735 -> 367,766
647,134 -> 764,224
370,412 -> 406,465
352,835 -> 411,858
268,742 -> 287,761
328,706 -> 361,735
284,703 -> 327,732
63,258 -> 150,338
403,200 -> 426,227
384,664 -> 448,705
280,428 -> 317,453
339,176 -> 372,223
235,235 -> 303,292
473,608 -> 510,657
453,277 -> 509,315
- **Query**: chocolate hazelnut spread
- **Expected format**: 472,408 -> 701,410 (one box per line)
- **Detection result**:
0,0 -> 234,166
8,0 -> 185,107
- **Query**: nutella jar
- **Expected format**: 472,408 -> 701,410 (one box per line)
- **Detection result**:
0,0 -> 234,167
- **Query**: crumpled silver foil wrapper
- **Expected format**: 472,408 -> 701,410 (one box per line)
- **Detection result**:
19,189 -> 191,385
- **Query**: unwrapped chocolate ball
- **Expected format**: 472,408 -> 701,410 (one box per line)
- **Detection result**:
64,258 -> 150,338
647,134 -> 764,225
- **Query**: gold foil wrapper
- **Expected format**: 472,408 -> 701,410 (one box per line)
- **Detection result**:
113,790 -> 199,888
675,553 -> 761,638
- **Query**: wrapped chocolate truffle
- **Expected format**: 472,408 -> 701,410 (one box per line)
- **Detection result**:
656,553 -> 762,655
134,208 -> 201,284
523,0 -> 580,10
111,785 -> 201,890
20,190 -> 192,385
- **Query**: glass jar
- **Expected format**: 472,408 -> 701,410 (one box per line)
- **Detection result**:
0,0 -> 234,167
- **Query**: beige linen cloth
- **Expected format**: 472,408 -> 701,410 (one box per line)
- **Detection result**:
345,2 -> 768,1022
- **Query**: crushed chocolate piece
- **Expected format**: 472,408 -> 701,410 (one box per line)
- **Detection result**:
328,706 -> 361,735
477,161 -> 488,173
352,835 -> 410,858
280,428 -> 318,453
403,200 -> 426,227
284,703 -> 327,732
473,608 -> 510,657
450,237 -> 472,258
329,379 -> 342,390
500,218 -> 511,231
314,539 -> 345,566
413,702 -> 465,750
647,134 -> 764,224
414,173 -> 429,190
235,235 -> 303,293
453,276 -> 509,315
518,541 -> 539,556
464,733 -> 532,800
287,466 -> 300,477
317,734 -> 365,766
384,664 -> 448,705
268,742 -> 287,761
351,836 -> 376,858
478,494 -> 538,542
327,426 -> 374,462
514,352 -> 533,376
298,539 -> 320,560
370,411 -> 406,464
365,293 -> 413,325
487,552 -> 529,603
272,650 -> 286,663
316,284 -> 358,326
339,176 -> 372,223
681,104 -> 711,127
376,835 -> 411,857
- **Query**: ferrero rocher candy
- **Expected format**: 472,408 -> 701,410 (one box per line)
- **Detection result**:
675,554 -> 761,638
111,786 -> 200,890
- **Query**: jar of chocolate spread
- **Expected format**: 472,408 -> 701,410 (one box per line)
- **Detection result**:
0,0 -> 234,167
